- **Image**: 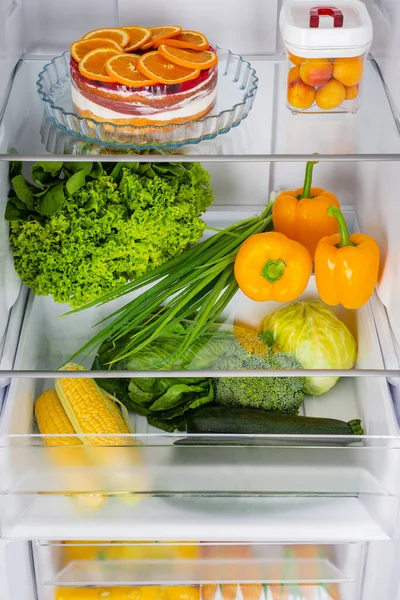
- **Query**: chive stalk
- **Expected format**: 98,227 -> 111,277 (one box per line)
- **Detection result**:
66,205 -> 274,365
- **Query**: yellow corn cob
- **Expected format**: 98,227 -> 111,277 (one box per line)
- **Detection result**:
35,389 -> 81,446
56,363 -> 130,446
35,388 -> 106,511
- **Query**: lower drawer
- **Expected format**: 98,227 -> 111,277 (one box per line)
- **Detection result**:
30,541 -> 399,600
1,373 -> 400,541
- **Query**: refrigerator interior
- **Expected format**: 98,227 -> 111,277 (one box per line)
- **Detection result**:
2,0 -> 400,599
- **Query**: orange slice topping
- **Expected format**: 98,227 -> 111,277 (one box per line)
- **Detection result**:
122,26 -> 152,52
137,51 -> 200,84
158,45 -> 218,70
79,48 -> 122,83
141,25 -> 182,50
82,28 -> 130,48
70,38 -> 123,63
154,30 -> 209,51
105,53 -> 156,87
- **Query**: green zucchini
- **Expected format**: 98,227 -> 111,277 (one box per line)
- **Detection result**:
186,406 -> 364,437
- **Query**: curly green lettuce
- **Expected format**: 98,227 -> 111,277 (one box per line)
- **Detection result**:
9,164 -> 214,307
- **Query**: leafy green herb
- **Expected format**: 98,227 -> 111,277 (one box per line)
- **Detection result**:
6,162 -> 103,220
68,202 -> 274,366
31,162 -> 63,186
9,162 -> 214,307
37,183 -> 65,215
92,318 -> 232,432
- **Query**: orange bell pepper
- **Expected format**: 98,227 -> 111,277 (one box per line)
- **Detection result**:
234,231 -> 312,302
272,161 -> 340,258
315,206 -> 380,310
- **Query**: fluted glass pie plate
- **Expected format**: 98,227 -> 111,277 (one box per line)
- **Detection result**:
36,49 -> 258,149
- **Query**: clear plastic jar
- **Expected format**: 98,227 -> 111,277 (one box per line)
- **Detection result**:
280,1 -> 373,115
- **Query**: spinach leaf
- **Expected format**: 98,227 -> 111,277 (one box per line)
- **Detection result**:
66,169 -> 87,195
63,162 -> 93,174
149,388 -> 213,421
31,162 -> 63,186
11,175 -> 36,210
149,381 -> 212,412
90,162 -> 103,179
147,414 -> 188,432
9,161 -> 22,181
38,183 -> 65,215
8,193 -> 26,210
5,200 -> 29,221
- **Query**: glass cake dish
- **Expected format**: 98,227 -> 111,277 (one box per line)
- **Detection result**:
36,49 -> 258,149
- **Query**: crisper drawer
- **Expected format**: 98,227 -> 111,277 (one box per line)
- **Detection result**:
1,392 -> 400,542
31,541 -> 400,600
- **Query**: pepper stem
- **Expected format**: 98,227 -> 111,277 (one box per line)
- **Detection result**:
327,205 -> 355,247
261,259 -> 286,282
300,161 -> 318,199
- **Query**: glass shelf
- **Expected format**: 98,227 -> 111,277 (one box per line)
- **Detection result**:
1,209 -> 393,374
1,58 -> 400,160
34,542 -> 357,586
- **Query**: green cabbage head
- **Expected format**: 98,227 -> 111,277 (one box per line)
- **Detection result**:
261,301 -> 357,395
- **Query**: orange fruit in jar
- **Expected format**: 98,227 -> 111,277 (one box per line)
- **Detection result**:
82,27 -> 130,48
344,83 -> 359,99
70,38 -> 123,63
154,30 -> 209,51
105,53 -> 156,86
287,79 -> 315,109
137,51 -> 200,84
333,56 -> 364,86
288,51 -> 306,66
141,25 -> 182,50
122,26 -> 152,52
79,47 -> 122,82
300,58 -> 332,87
157,45 -> 218,70
288,65 -> 301,84
316,78 -> 346,109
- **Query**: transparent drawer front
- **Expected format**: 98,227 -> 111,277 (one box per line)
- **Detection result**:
33,542 -> 363,600
1,424 -> 400,541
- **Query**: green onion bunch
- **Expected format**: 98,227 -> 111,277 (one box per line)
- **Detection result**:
68,201 -> 274,367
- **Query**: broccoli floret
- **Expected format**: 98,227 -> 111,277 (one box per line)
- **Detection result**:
212,339 -> 305,414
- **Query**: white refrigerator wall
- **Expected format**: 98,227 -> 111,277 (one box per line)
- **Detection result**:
0,540 -> 35,600
1,0 -> 278,58
369,0 -> 400,121
0,0 -> 400,100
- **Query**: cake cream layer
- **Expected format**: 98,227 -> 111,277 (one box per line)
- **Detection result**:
72,84 -> 217,123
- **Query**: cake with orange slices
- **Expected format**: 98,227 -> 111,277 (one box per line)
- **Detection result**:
69,26 -> 218,126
